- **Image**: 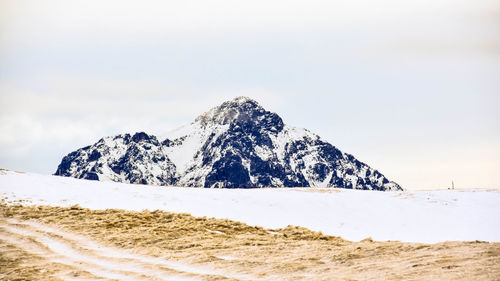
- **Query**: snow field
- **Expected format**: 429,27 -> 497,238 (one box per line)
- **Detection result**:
1,170 -> 499,243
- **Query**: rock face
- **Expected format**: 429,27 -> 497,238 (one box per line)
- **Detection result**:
56,97 -> 402,191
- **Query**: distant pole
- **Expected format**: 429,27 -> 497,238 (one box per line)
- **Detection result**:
452,180 -> 454,190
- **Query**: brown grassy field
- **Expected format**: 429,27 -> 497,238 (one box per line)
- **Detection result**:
1,204 -> 499,281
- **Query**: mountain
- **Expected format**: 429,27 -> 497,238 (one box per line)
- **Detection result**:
55,97 -> 402,191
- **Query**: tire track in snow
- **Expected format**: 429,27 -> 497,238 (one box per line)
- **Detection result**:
0,230 -> 109,281
0,225 -> 180,281
1,218 -> 258,281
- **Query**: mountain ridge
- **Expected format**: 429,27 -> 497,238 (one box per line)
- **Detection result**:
56,97 -> 402,191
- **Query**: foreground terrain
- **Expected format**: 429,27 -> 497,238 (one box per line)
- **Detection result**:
2,170 -> 499,243
1,204 -> 499,281
1,170 -> 499,280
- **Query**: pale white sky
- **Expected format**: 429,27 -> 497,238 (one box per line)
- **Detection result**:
1,0 -> 499,189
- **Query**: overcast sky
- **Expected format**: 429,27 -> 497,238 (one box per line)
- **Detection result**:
1,0 -> 499,189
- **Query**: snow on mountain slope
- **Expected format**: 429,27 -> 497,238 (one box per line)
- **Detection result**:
56,133 -> 178,186
56,97 -> 401,190
1,170 -> 499,243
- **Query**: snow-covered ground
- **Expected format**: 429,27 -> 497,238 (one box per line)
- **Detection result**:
1,170 -> 499,243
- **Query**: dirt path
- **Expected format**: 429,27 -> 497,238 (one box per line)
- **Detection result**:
1,204 -> 499,281
0,218 -> 257,281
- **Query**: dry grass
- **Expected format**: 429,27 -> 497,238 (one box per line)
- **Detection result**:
1,204 -> 499,280
0,239 -> 63,281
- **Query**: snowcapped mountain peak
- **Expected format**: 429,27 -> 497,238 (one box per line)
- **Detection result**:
56,97 -> 402,191
194,96 -> 283,132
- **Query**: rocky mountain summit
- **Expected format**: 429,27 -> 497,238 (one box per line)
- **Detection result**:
56,97 -> 402,190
